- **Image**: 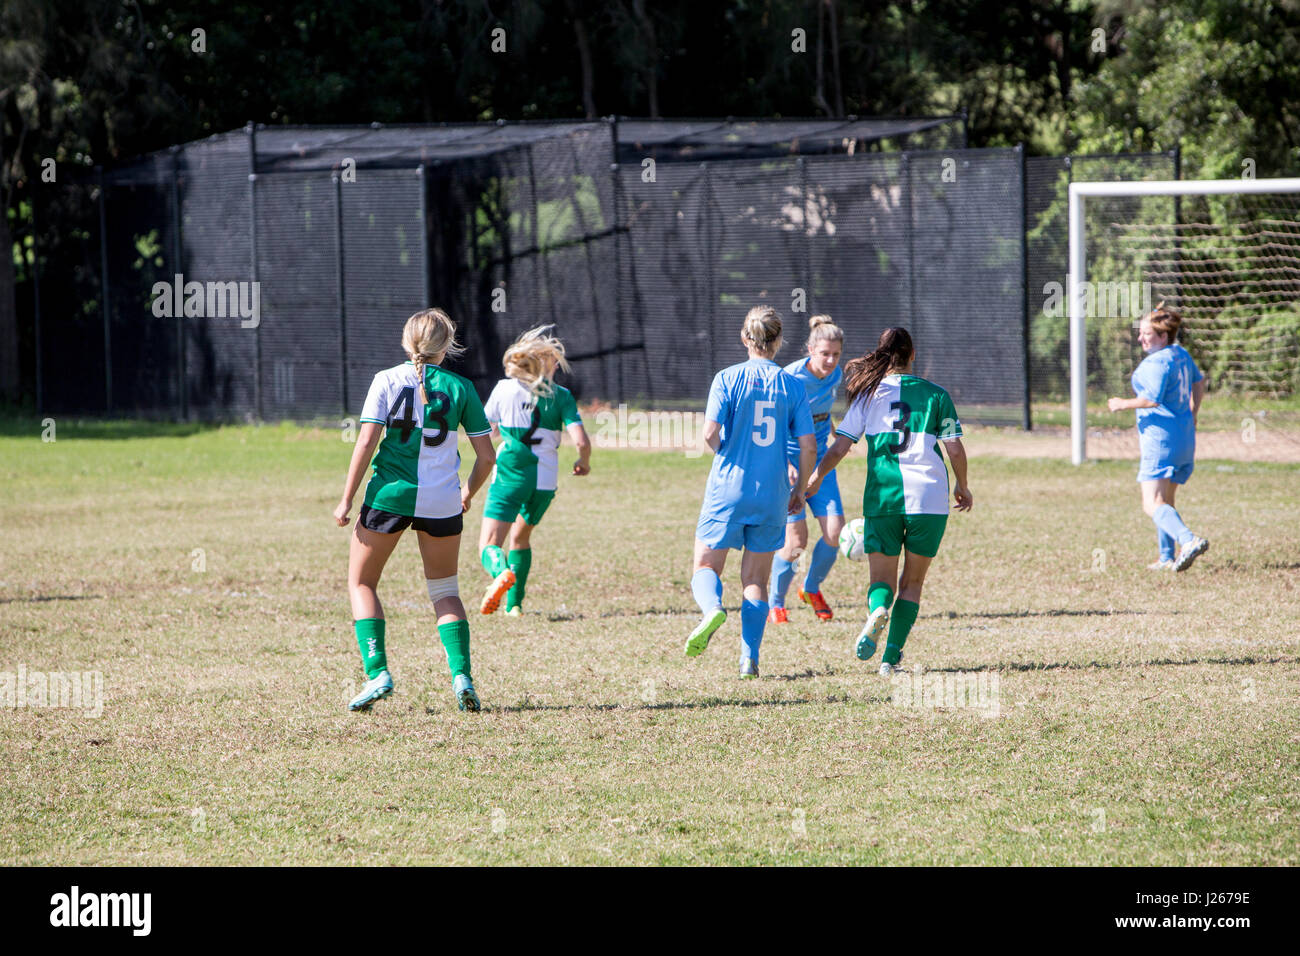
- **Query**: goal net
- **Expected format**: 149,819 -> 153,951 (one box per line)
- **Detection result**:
1068,177 -> 1300,463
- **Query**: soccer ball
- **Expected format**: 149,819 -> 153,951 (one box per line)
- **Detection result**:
838,517 -> 867,561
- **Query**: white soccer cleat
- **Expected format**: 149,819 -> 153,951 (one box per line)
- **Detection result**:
879,662 -> 901,678
1147,558 -> 1175,570
1174,536 -> 1209,572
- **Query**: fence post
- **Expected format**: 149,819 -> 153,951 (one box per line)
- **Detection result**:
902,152 -> 916,353
96,166 -> 112,415
170,147 -> 186,421
247,122 -> 262,420
1019,143 -> 1032,430
334,173 -> 348,417
30,185 -> 43,417
417,164 -> 430,309
799,156 -> 811,313
702,162 -> 715,375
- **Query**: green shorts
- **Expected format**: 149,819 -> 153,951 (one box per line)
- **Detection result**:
484,482 -> 556,525
864,513 -> 948,558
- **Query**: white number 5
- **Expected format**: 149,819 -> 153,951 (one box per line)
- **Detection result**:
753,401 -> 776,446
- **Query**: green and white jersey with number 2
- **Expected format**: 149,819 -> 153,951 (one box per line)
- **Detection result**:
359,361 -> 491,519
835,373 -> 963,516
483,378 -> 582,493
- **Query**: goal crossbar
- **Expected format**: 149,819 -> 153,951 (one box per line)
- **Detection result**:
1067,177 -> 1300,464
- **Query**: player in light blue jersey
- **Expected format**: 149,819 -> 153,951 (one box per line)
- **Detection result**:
687,306 -> 817,678
1108,304 -> 1209,571
768,314 -> 845,623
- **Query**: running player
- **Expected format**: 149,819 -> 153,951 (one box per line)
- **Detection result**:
805,327 -> 972,676
478,326 -> 591,616
334,308 -> 495,713
769,314 -> 845,623
687,305 -> 817,678
1107,303 -> 1209,571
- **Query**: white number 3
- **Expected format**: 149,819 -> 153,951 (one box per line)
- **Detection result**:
753,401 -> 776,446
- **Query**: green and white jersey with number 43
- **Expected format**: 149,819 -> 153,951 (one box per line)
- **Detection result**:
359,361 -> 491,519
835,373 -> 963,516
483,378 -> 583,493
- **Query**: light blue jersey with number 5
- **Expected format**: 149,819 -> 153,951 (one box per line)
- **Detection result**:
700,358 -> 815,527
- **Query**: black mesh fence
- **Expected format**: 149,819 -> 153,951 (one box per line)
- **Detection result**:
30,118 -> 1176,426
617,147 -> 1026,422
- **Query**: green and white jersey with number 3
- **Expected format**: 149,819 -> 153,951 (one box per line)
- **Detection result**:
483,378 -> 582,493
835,373 -> 963,516
359,361 -> 491,519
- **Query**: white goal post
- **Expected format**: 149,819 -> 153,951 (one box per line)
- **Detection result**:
1068,176 -> 1300,464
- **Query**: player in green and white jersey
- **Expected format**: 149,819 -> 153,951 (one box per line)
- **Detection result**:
806,327 -> 973,676
476,326 -> 592,616
334,309 -> 497,713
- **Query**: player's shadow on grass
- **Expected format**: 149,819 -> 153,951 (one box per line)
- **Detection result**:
938,608 -> 1152,620
921,654 -> 1299,674
0,593 -> 102,604
483,693 -> 858,714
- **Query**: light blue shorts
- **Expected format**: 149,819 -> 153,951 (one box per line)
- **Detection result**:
1138,437 -> 1194,484
787,468 -> 842,524
696,515 -> 786,553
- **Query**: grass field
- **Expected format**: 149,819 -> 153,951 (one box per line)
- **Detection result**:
1,419 -> 1298,865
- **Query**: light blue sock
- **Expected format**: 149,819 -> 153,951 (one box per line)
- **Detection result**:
1153,504 -> 1194,547
740,598 -> 768,662
691,568 -> 723,614
803,538 -> 839,594
1157,527 -> 1175,561
770,554 -> 797,608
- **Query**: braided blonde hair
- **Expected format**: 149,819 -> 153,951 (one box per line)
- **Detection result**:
402,308 -> 464,404
504,325 -> 570,397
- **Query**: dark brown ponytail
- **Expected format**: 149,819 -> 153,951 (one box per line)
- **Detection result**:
843,327 -> 915,404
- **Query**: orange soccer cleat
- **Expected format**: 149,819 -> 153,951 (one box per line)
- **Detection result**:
480,569 -> 516,615
798,588 -> 833,621
768,606 -> 789,624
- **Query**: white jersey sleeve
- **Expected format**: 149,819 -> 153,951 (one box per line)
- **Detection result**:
835,394 -> 868,442
360,370 -> 395,425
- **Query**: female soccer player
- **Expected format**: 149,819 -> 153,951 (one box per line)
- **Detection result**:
1107,304 -> 1209,571
805,327 -> 972,677
477,326 -> 591,616
687,305 -> 817,678
769,314 -> 845,623
334,308 -> 496,713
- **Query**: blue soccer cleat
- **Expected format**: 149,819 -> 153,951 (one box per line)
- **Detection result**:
349,670 -> 394,712
856,606 -> 890,661
453,674 -> 481,712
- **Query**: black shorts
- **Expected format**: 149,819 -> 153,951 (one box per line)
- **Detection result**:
359,504 -> 463,538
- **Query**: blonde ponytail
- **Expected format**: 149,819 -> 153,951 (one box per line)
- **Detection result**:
503,325 -> 570,397
741,305 -> 783,358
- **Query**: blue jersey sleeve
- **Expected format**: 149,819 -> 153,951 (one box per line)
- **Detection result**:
789,389 -> 814,440
705,370 -> 730,426
1132,355 -> 1168,404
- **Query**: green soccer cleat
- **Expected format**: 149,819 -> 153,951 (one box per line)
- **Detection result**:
453,674 -> 481,712
739,657 -> 759,679
856,606 -> 890,661
685,608 -> 727,658
349,670 -> 394,712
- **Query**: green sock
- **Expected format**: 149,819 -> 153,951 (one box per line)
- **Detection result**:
868,582 -> 894,613
438,619 -> 471,678
481,545 -> 508,577
883,599 -> 919,665
354,618 -> 387,679
505,548 -> 532,609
